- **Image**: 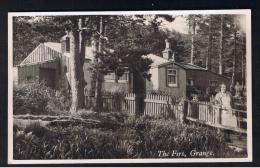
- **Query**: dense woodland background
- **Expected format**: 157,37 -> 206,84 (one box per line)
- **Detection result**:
13,14 -> 247,112
13,14 -> 246,82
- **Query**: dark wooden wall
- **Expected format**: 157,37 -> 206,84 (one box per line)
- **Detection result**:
186,70 -> 231,94
158,64 -> 187,98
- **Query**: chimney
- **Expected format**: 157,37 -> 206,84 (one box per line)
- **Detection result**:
162,39 -> 175,61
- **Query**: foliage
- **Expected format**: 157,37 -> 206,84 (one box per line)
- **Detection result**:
13,112 -> 246,159
185,14 -> 246,82
13,81 -> 71,115
14,124 -> 128,159
13,16 -> 64,65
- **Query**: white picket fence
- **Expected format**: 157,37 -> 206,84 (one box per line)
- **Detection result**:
86,93 -> 247,133
143,94 -> 183,119
186,100 -> 247,133
87,93 -> 183,119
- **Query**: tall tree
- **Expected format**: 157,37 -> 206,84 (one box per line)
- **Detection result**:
231,27 -> 238,87
218,15 -> 224,75
94,16 -> 105,112
13,16 -> 64,65
69,17 -> 87,113
206,15 -> 213,71
188,15 -> 196,65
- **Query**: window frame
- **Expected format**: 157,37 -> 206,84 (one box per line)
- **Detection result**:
118,72 -> 129,83
167,68 -> 178,87
104,72 -> 116,82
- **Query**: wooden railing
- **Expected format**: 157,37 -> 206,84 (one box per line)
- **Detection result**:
85,93 -> 247,134
185,100 -> 247,134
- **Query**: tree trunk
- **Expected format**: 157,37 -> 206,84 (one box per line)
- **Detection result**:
69,25 -> 85,113
206,16 -> 212,71
95,16 -> 104,112
241,32 -> 244,87
190,16 -> 195,65
231,31 -> 237,87
218,15 -> 224,75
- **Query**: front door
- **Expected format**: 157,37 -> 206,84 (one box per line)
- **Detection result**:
39,68 -> 56,88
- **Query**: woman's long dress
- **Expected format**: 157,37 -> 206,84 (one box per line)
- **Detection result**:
215,92 -> 237,127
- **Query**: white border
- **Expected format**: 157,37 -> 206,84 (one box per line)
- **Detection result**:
8,9 -> 252,164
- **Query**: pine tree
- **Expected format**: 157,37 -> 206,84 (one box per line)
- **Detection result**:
218,15 -> 224,75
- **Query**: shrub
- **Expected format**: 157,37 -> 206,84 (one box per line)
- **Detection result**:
13,113 -> 246,159
13,81 -> 71,115
14,125 -> 128,159
46,88 -> 71,115
14,82 -> 53,115
24,122 -> 51,138
130,118 -> 243,158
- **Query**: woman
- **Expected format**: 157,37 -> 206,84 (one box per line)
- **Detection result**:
215,83 -> 237,127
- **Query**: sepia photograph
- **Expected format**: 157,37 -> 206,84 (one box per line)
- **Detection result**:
8,10 -> 252,164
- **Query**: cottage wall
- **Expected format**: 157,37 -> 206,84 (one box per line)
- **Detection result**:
186,70 -> 231,93
17,64 -> 39,84
82,60 -> 133,94
146,67 -> 159,91
158,64 -> 186,98
17,61 -> 60,88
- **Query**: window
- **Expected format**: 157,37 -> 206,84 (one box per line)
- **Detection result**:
187,78 -> 194,86
167,68 -> 177,87
104,72 -> 129,83
104,72 -> 116,82
118,72 -> 129,83
65,37 -> 70,52
209,80 -> 218,87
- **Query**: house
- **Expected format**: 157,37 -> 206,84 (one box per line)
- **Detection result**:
16,34 -> 134,93
16,35 -> 230,99
145,39 -> 231,98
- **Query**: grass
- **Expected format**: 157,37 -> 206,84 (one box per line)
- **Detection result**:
13,111 -> 247,160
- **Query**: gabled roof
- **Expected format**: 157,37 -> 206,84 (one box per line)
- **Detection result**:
158,60 -> 230,79
176,62 -> 207,70
20,42 -> 97,66
143,54 -> 169,68
20,43 -> 61,66
158,60 -> 207,71
44,42 -> 62,53
143,54 -> 207,71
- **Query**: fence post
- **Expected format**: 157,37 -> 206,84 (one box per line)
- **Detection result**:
134,94 -> 144,116
182,99 -> 188,124
214,106 -> 222,125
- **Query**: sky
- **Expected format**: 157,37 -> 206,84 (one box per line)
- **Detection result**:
160,14 -> 246,34
161,16 -> 189,34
